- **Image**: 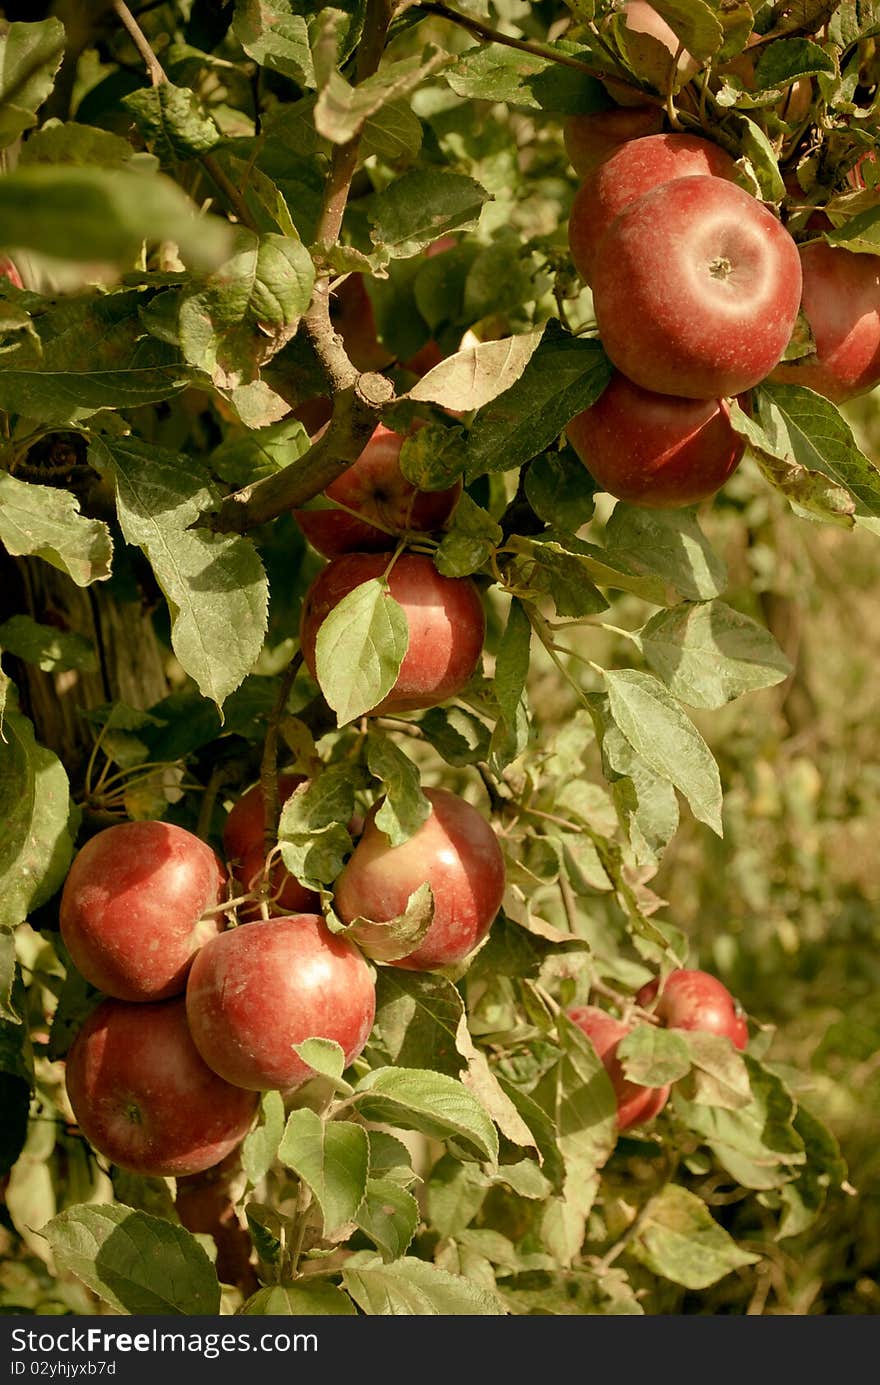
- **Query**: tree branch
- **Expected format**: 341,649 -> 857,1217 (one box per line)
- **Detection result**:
417,0 -> 623,81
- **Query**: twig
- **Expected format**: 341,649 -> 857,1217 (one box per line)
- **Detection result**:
419,1 -> 622,82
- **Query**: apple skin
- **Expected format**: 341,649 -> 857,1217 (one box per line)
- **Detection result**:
566,370 -> 745,508
60,821 -> 227,1002
603,1 -> 699,105
637,969 -> 748,1049
185,915 -> 376,1091
769,240 -> 880,402
334,786 -> 506,971
563,106 -> 664,177
294,423 -> 462,559
223,774 -> 319,920
567,1005 -> 670,1131
568,133 -> 739,286
592,175 -> 803,400
65,997 -> 259,1176
300,552 -> 486,716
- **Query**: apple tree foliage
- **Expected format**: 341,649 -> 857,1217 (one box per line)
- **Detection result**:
0,0 -> 876,1316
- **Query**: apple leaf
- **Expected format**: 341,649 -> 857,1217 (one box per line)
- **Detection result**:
647,0 -> 724,59
314,578 -> 409,726
493,598 -> 531,726
674,1057 -> 806,1190
591,696 -> 682,874
604,668 -> 724,836
123,82 -> 222,161
753,37 -> 835,88
366,731 -> 431,846
500,1267 -> 644,1316
524,446 -> 597,530
18,121 -> 151,170
178,230 -> 315,389
370,169 -> 490,260
278,1109 -> 369,1237
503,535 -> 609,618
239,1283 -> 357,1315
631,1185 -> 759,1289
356,1177 -> 421,1262
734,115 -> 786,201
678,1031 -> 752,1111
0,706 -> 73,931
0,473 -> 112,588
757,382 -> 880,520
466,328 -> 611,477
90,437 -> 268,710
0,19 -> 65,148
0,930 -> 17,1025
409,329 -> 543,412
361,99 -> 423,161
824,204 -> 880,256
0,290 -> 189,425
354,1066 -> 499,1164
604,504 -> 727,602
232,0 -> 315,87
617,1025 -> 692,1087
0,616 -> 97,674
342,1254 -> 505,1315
315,47 -> 449,144
445,41 -> 608,114
536,1014 -> 617,1190
636,600 -> 793,709
292,1038 -> 348,1084
366,969 -> 465,1077
0,166 -> 231,268
340,881 -> 435,964
434,493 -> 502,577
278,765 -> 357,888
209,150 -> 298,238
42,1205 -> 221,1315
399,422 -> 468,491
211,416 -> 311,489
241,1090 -> 286,1185
777,1107 -> 848,1241
730,398 -> 856,526
418,706 -> 491,767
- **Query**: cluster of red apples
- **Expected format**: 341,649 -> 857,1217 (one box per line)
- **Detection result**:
563,113 -> 880,508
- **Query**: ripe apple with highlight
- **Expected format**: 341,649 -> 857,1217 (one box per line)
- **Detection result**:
637,969 -> 748,1049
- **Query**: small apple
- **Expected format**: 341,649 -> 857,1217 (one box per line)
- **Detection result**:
591,175 -> 803,399
60,821 -> 227,1002
567,1005 -> 670,1130
294,423 -> 462,559
568,133 -> 739,285
769,239 -> 880,402
566,370 -> 745,508
185,914 -> 376,1091
65,997 -> 258,1177
299,552 -> 486,716
223,774 -> 319,919
563,105 -> 664,178
637,969 -> 748,1049
334,786 -> 506,971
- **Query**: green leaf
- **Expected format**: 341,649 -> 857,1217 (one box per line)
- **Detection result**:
753,37 -> 835,87
239,1283 -> 357,1314
525,446 -> 597,530
123,82 -> 222,161
342,1255 -> 504,1315
675,1057 -> 805,1190
777,1105 -> 848,1240
232,0 -> 315,87
617,1025 -> 692,1087
758,383 -> 880,520
366,731 -> 430,846
293,1038 -> 348,1084
18,121 -> 149,170
445,41 -> 607,114
0,706 -> 72,930
0,290 -> 189,425
314,578 -> 409,726
399,423 -> 468,491
0,19 -> 65,148
241,1090 -> 286,1185
0,615 -> 97,674
680,1031 -> 752,1111
356,1176 -> 420,1261
42,1205 -> 221,1315
592,696 -> 680,869
361,99 -> 423,162
632,1184 -> 759,1288
179,231 -> 315,388
91,437 -> 268,709
278,764 -> 356,888
0,167 -> 230,268
604,669 -> 723,836
637,601 -> 792,709
0,930 -> 18,1024
503,535 -> 608,618
734,115 -> 786,201
211,416 -> 311,489
435,493 -> 502,577
366,969 -> 465,1077
647,0 -> 723,59
278,1109 -> 369,1237
210,151 -> 298,239
370,169 -> 490,260
0,473 -> 112,587
409,329 -> 544,413
494,599 -> 531,724
825,204 -> 880,256
355,1067 -> 499,1164
315,47 -> 449,143
604,504 -> 727,602
500,1267 -> 643,1316
540,1013 -> 617,1195
417,705 -> 491,766
730,398 -> 855,526
467,329 -> 611,478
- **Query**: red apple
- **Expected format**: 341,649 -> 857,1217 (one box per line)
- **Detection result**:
563,105 -> 664,177
637,969 -> 748,1049
334,786 -> 505,971
185,915 -> 376,1091
0,256 -> 22,289
65,997 -> 258,1176
769,239 -> 880,402
591,176 -> 803,399
60,821 -> 227,1002
567,1005 -> 670,1130
294,423 -> 461,559
223,774 -> 319,920
331,273 -> 394,373
603,1 -> 700,105
299,552 -> 486,716
566,370 -> 745,507
568,133 -> 738,285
